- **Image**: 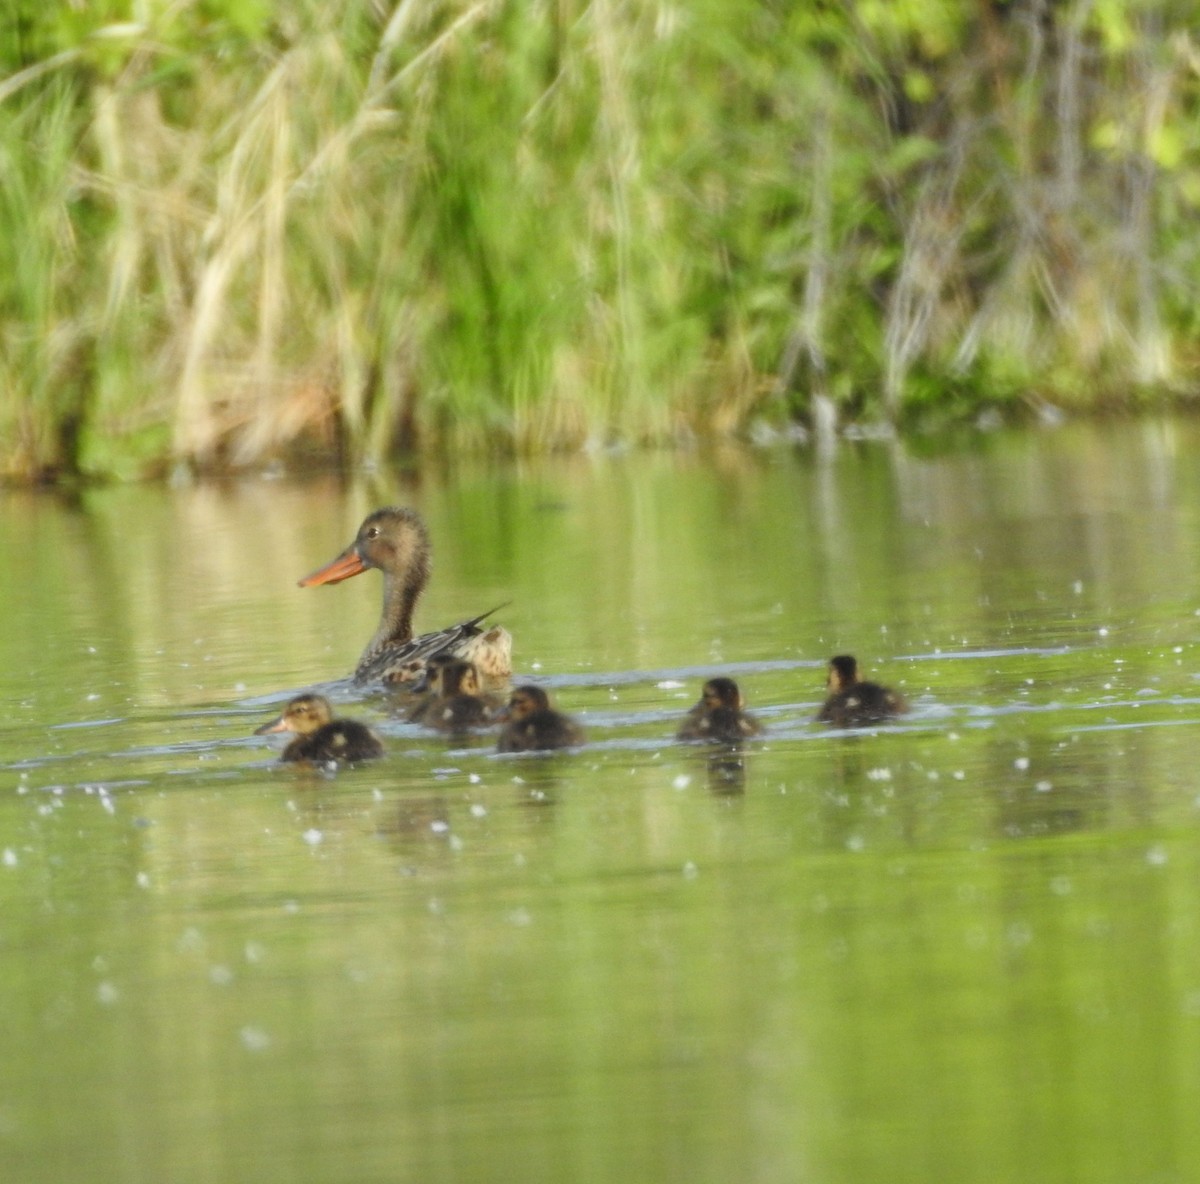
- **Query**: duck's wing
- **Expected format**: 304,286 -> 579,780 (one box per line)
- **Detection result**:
354,605 -> 510,686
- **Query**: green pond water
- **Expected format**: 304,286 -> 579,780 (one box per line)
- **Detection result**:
4,420 -> 1200,1183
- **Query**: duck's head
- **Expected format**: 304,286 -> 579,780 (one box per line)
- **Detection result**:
826,655 -> 859,693
255,693 -> 334,737
501,685 -> 551,722
700,677 -> 743,711
298,507 -> 431,588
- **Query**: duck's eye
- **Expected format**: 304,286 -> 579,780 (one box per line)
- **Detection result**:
365,526 -> 380,540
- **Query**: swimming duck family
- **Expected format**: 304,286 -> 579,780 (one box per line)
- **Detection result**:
255,694 -> 384,763
817,655 -> 906,727
274,507 -> 923,756
677,677 -> 761,742
299,507 -> 512,687
496,685 -> 584,752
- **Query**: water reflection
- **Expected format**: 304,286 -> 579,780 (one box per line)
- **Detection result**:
702,746 -> 749,796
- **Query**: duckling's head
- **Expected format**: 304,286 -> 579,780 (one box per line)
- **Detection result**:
299,506 -> 431,588
701,677 -> 743,711
827,655 -> 860,693
256,693 -> 334,737
437,659 -> 480,697
410,652 -> 454,694
504,685 -> 551,721
391,658 -> 428,687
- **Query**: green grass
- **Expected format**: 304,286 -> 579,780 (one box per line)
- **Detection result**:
2,1 -> 1200,482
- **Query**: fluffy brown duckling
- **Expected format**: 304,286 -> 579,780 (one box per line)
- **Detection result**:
405,652 -> 486,714
255,694 -> 384,763
817,655 -> 907,727
299,506 -> 512,687
410,657 -> 496,733
496,685 -> 584,753
677,677 -> 762,742
403,652 -> 455,722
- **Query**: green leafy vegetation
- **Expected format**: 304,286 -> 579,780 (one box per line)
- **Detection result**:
2,0 -> 1199,481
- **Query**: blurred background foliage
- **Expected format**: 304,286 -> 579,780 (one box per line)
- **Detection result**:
2,0 -> 1199,481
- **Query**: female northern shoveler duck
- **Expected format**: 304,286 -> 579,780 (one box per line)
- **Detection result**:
496,685 -> 584,753
817,655 -> 907,727
677,677 -> 762,742
255,694 -> 384,763
409,657 -> 496,732
299,506 -> 512,687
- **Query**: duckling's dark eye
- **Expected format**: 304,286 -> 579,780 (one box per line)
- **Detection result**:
365,526 -> 380,540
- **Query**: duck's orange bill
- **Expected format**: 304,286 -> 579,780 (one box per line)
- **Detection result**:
254,715 -> 290,735
298,548 -> 368,587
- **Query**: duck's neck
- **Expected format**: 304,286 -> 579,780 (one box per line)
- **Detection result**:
361,568 -> 423,665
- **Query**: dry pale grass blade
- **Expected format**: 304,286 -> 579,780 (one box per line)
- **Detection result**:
882,123 -> 972,413
173,51 -> 307,462
289,0 -> 498,200
0,48 -> 83,105
246,78 -> 292,436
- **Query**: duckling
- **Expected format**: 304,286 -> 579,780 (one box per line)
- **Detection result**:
403,653 -> 457,723
496,685 -> 584,753
817,655 -> 906,727
677,677 -> 762,742
413,658 -> 496,733
255,694 -> 384,763
298,506 -> 512,687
